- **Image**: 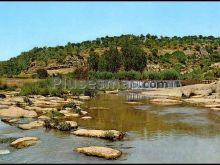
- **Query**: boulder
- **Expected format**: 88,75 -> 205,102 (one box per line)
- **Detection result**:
10,137 -> 39,149
75,146 -> 122,159
150,98 -> 182,106
0,106 -> 37,118
72,129 -> 124,140
18,121 -> 44,130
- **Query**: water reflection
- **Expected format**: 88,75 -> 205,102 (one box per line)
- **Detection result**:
78,93 -> 220,139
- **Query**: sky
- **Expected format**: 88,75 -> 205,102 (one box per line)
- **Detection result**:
0,2 -> 220,61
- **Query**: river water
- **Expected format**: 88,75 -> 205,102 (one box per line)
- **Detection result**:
1,93 -> 220,163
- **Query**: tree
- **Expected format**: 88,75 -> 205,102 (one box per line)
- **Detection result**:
121,43 -> 147,72
105,46 -> 122,72
87,51 -> 99,71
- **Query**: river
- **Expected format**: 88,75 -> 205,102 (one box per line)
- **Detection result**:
1,92 -> 220,163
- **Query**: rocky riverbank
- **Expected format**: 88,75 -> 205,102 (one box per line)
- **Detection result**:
141,80 -> 220,110
0,90 -> 124,159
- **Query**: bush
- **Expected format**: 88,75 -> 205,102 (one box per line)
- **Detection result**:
63,102 -> 77,109
49,110 -> 64,119
84,87 -> 97,97
204,70 -> 215,80
70,88 -> 85,96
75,107 -> 81,114
58,122 -> 71,131
36,69 -> 48,79
103,131 -> 115,141
144,71 -> 162,80
161,69 -> 180,80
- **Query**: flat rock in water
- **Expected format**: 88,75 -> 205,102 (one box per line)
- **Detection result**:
78,96 -> 91,100
72,129 -> 124,140
38,115 -> 51,121
80,110 -> 88,115
89,107 -> 110,110
18,121 -> 44,130
210,108 -> 220,111
1,118 -> 20,124
0,106 -> 37,118
75,146 -> 122,159
10,137 -> 39,149
105,90 -> 119,94
125,101 -> 144,105
204,104 -> 220,108
81,116 -> 92,120
60,110 -> 80,117
150,98 -> 182,105
0,149 -> 10,155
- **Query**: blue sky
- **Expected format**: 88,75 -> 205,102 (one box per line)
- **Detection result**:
0,2 -> 220,61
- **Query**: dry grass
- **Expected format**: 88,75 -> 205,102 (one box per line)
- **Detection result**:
0,77 -> 40,88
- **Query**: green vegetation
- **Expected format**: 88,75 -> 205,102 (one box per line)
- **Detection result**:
70,87 -> 97,97
19,78 -> 66,96
0,34 -> 220,80
103,131 -> 115,141
63,102 -> 77,109
58,122 -> 71,131
49,110 -> 64,119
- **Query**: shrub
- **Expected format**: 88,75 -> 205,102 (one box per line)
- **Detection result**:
70,88 -> 85,96
19,78 -> 65,97
75,107 -> 81,114
63,102 -> 77,109
103,131 -> 115,141
204,70 -> 215,80
84,87 -> 97,97
58,122 -> 71,131
144,71 -> 162,80
49,110 -> 64,119
161,69 -> 180,80
36,69 -> 48,79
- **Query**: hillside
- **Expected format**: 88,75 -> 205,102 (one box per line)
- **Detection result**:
0,34 -> 220,79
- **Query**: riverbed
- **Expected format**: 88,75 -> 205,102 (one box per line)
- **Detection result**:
1,93 -> 220,163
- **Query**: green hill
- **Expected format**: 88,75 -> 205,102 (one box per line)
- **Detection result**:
0,34 -> 220,80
